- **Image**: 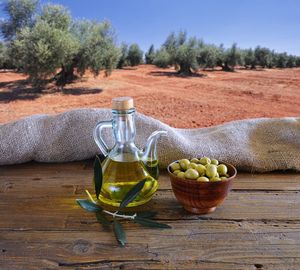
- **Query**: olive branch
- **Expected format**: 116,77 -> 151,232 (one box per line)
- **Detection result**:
76,155 -> 171,246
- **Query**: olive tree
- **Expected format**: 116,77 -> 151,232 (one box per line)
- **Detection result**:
145,44 -> 155,64
254,46 -> 272,68
117,43 -> 129,68
71,20 -> 120,79
0,43 -> 6,68
276,52 -> 288,68
296,57 -> 300,67
266,50 -> 277,68
153,48 -> 171,68
197,44 -> 219,69
12,19 -> 78,86
286,55 -> 297,68
0,41 -> 15,69
6,1 -> 120,86
174,37 -> 199,73
127,43 -> 143,66
220,43 -> 243,71
39,4 -> 71,31
0,0 -> 38,41
162,31 -> 185,68
158,31 -> 200,74
243,48 -> 256,69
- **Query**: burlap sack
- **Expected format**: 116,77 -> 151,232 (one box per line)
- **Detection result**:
0,109 -> 299,172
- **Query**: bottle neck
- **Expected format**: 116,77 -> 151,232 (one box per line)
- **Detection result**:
112,108 -> 136,144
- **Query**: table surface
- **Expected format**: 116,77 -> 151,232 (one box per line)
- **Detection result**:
0,161 -> 299,270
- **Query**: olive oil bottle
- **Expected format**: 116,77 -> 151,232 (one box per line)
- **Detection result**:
100,158 -> 158,207
93,97 -> 166,208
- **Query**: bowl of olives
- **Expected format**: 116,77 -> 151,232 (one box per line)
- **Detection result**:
167,157 -> 237,214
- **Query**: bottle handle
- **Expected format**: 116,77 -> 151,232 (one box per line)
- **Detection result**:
93,120 -> 113,156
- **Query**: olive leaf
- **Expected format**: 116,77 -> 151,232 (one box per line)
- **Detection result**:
113,219 -> 126,247
134,217 -> 171,229
119,179 -> 147,209
77,166 -> 172,246
94,155 -> 102,199
76,199 -> 103,212
96,212 -> 111,229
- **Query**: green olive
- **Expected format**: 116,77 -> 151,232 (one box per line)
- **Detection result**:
211,159 -> 219,165
197,176 -> 209,182
184,168 -> 199,179
205,164 -> 218,178
177,171 -> 185,178
217,164 -> 228,176
170,162 -> 181,172
196,164 -> 206,175
173,170 -> 181,175
187,162 -> 198,169
190,158 -> 199,163
210,177 -> 221,182
179,159 -> 190,171
199,157 -> 211,165
220,176 -> 228,180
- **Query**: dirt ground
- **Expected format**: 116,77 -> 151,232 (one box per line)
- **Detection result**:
0,65 -> 299,128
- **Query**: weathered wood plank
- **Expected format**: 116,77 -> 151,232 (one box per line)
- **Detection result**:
1,161 -> 300,270
0,221 -> 299,270
3,257 -> 296,270
230,172 -> 300,191
1,174 -> 300,195
1,161 -> 300,192
0,189 -> 299,230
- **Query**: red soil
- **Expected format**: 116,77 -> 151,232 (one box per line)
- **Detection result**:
0,65 -> 299,128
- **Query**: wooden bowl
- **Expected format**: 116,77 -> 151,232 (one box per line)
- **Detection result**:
167,161 -> 237,214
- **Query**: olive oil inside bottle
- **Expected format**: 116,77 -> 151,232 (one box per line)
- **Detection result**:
99,158 -> 158,207
143,159 -> 159,179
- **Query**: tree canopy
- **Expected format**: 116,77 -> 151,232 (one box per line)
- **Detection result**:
145,44 -> 155,64
0,0 -> 38,41
0,0 -> 299,84
1,0 -> 120,87
152,31 -> 300,73
127,43 -> 143,66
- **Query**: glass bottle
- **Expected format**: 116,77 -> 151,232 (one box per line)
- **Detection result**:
93,97 -> 166,207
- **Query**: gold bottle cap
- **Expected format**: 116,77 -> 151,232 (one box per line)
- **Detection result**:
112,97 -> 134,110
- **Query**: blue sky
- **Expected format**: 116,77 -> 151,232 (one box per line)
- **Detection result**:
2,0 -> 300,55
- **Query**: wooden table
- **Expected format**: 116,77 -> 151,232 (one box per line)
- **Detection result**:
1,161 -> 299,270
